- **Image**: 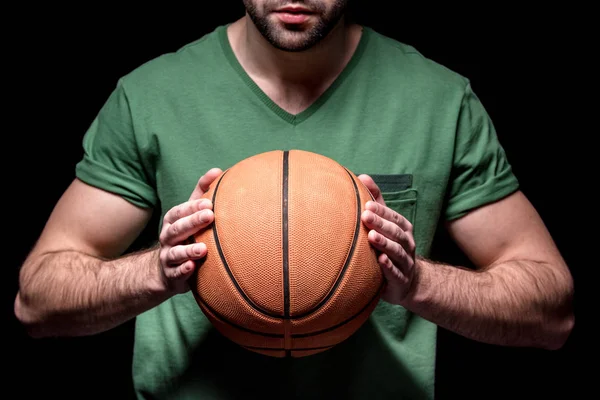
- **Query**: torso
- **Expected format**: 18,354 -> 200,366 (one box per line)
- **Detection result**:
75,23 -> 517,399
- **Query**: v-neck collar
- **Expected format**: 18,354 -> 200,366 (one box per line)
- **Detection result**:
218,24 -> 370,126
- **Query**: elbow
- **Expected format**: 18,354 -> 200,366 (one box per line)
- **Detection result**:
541,279 -> 575,351
15,258 -> 57,339
14,291 -> 50,339
542,310 -> 574,351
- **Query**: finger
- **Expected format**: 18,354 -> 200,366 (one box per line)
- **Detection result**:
189,168 -> 223,201
362,208 -> 415,255
357,174 -> 384,204
163,198 -> 213,226
161,208 -> 214,245
365,200 -> 413,233
165,260 -> 197,281
166,242 -> 207,266
367,229 -> 413,273
378,253 -> 411,286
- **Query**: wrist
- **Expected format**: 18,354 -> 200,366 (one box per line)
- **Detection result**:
398,255 -> 429,309
146,247 -> 175,297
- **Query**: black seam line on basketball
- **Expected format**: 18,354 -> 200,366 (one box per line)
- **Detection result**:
189,170 -> 229,279
211,170 -> 283,318
286,166 -> 362,319
351,171 -> 376,201
185,171 -> 230,247
195,295 -> 284,338
242,344 -> 334,351
292,279 -> 385,338
194,279 -> 384,339
283,150 -> 290,318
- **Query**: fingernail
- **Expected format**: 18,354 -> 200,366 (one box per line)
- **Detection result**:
370,230 -> 380,243
199,210 -> 209,223
197,199 -> 207,209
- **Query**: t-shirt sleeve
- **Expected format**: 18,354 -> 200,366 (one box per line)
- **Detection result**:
75,79 -> 157,209
444,82 -> 519,221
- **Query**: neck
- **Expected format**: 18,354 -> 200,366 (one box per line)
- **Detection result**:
230,15 -> 358,86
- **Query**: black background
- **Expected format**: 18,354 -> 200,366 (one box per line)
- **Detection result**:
7,2 -> 584,399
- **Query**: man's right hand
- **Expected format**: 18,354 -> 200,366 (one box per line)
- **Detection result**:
157,168 -> 222,294
14,168 -> 223,337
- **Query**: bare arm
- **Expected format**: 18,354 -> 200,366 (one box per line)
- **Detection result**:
14,179 -> 162,337
359,175 -> 575,350
14,173 -> 219,338
406,191 -> 574,349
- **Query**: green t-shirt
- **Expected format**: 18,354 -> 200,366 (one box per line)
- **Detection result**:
76,24 -> 519,399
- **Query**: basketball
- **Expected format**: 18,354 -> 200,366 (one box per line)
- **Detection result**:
190,149 -> 385,357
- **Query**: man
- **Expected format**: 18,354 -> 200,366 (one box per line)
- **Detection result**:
14,1 -> 574,399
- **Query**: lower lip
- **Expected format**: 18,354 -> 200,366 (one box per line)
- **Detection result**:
275,12 -> 312,24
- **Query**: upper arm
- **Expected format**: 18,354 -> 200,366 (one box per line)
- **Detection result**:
445,190 -> 568,274
27,77 -> 159,261
28,178 -> 153,261
440,81 -> 565,270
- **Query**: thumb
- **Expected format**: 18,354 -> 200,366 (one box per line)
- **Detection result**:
357,174 -> 384,204
189,168 -> 223,201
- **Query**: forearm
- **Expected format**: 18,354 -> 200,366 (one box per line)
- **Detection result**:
403,257 -> 574,350
15,246 -> 171,338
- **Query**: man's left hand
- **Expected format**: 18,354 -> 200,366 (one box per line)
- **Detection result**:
357,175 -> 418,305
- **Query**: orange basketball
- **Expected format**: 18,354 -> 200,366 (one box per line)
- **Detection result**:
190,149 -> 384,357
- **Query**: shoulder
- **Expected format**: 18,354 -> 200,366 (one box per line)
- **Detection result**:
362,26 -> 470,100
116,25 -> 227,97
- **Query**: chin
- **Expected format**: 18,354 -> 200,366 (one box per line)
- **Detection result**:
271,39 -> 318,52
272,28 -> 323,51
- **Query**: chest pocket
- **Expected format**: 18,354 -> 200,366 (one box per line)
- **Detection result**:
367,174 -> 418,340
370,174 -> 418,226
